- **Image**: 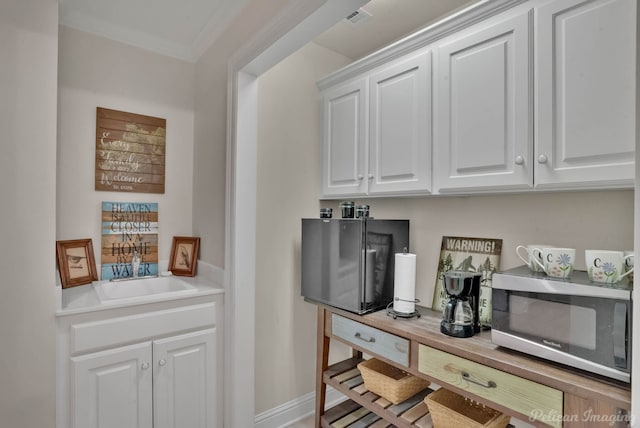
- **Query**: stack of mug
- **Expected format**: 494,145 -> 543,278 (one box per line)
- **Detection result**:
516,244 -> 634,284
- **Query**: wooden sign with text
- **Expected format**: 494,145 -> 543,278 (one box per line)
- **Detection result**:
431,236 -> 502,327
96,107 -> 166,194
101,201 -> 159,280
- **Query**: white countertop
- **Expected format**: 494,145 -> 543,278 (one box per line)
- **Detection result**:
56,262 -> 225,316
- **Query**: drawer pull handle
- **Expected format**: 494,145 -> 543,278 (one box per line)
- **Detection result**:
354,332 -> 375,343
461,371 -> 496,389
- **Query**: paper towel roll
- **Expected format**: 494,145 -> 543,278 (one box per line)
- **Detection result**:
393,252 -> 416,314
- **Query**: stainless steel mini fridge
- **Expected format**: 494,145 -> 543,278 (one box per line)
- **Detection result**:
301,218 -> 409,314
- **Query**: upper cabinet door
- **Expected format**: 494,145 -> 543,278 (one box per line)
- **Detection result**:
535,0 -> 636,189
368,50 -> 432,195
322,78 -> 368,197
434,9 -> 533,193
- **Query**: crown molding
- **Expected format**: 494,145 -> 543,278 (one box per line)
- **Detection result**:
317,0 -> 528,90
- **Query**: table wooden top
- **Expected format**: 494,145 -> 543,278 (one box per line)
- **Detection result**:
325,305 -> 631,409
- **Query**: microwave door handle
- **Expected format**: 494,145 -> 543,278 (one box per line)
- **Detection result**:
612,302 -> 628,369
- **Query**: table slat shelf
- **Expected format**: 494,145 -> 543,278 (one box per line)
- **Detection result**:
321,357 -> 434,428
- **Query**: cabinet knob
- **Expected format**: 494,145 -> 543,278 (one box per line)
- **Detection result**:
514,155 -> 524,165
537,154 -> 548,164
357,174 -> 364,181
368,174 -> 374,180
141,362 -> 150,370
158,359 -> 166,366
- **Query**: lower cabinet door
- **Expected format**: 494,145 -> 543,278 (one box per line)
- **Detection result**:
153,328 -> 217,428
71,342 -> 153,428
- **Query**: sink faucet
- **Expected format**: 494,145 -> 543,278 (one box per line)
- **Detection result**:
131,249 -> 141,278
109,250 -> 159,282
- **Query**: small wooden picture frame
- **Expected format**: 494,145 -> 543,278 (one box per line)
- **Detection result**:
168,236 -> 200,277
56,239 -> 98,288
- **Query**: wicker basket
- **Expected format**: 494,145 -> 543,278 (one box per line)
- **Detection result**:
425,388 -> 510,428
357,358 -> 430,404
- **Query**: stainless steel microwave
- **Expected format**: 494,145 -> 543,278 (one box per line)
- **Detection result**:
301,218 -> 409,314
492,266 -> 632,382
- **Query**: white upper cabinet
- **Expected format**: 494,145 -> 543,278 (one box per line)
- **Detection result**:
318,0 -> 635,198
535,0 -> 636,189
368,51 -> 432,195
321,50 -> 432,197
322,78 -> 368,196
434,9 -> 533,193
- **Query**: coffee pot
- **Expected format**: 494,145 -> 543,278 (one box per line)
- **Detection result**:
440,271 -> 481,338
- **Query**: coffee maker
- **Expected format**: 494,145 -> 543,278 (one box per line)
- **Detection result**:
440,271 -> 481,338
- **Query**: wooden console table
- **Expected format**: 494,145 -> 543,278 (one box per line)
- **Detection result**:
315,305 -> 631,428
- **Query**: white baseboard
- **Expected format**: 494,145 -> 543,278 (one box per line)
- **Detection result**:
254,387 -> 345,428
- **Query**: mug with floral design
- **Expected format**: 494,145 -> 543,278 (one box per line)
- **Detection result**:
516,244 -> 555,272
532,247 -> 576,279
585,250 -> 634,284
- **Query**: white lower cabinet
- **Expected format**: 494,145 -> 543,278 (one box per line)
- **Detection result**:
71,329 -> 217,428
72,342 -> 153,428
154,329 -> 217,428
58,297 -> 222,428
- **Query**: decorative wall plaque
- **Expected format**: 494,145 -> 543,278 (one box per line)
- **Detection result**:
431,236 -> 502,326
96,107 -> 166,194
101,201 -> 159,280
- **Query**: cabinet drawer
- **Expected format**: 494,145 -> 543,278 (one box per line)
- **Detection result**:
332,314 -> 409,367
71,302 -> 217,354
418,344 -> 562,428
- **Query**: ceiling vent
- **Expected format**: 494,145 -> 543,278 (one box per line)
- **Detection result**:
345,8 -> 372,25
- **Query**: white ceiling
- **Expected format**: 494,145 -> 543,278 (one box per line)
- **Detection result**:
58,0 -> 476,63
315,0 -> 475,60
58,0 -> 251,62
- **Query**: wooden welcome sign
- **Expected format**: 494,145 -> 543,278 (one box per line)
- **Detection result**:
95,107 -> 166,194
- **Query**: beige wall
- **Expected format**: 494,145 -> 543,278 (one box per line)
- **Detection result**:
323,191 -> 634,306
193,0 -> 289,268
57,27 -> 196,269
0,0 -> 58,425
254,40 -> 634,414
255,42 -> 354,414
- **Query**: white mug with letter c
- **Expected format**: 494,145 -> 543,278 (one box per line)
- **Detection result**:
516,244 -> 555,272
531,247 -> 575,279
585,250 -> 634,284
